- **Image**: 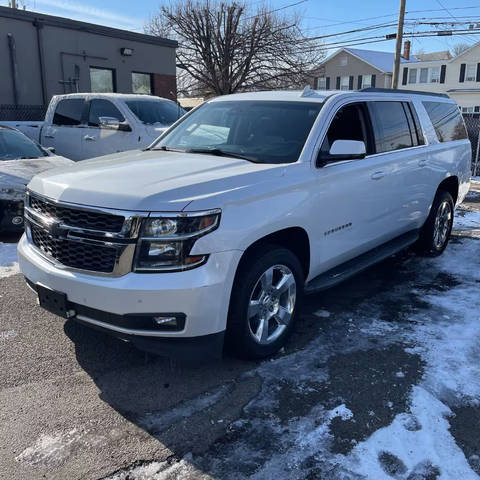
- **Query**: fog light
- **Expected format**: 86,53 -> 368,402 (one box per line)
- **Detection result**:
12,216 -> 23,225
153,316 -> 177,326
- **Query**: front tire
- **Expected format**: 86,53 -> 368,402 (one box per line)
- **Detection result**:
415,190 -> 454,257
226,245 -> 304,359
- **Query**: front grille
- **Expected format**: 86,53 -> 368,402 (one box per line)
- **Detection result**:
29,196 -> 125,233
30,224 -> 117,273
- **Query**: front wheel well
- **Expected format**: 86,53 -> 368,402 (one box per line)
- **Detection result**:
437,176 -> 459,205
238,227 -> 310,280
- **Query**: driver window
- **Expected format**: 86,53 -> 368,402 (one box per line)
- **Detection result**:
88,99 -> 125,127
320,103 -> 369,157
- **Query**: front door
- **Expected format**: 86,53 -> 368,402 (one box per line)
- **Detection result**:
81,99 -> 135,159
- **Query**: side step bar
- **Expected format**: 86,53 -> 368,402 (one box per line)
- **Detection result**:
304,230 -> 419,294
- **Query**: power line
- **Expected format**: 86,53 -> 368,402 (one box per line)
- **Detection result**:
433,0 -> 477,44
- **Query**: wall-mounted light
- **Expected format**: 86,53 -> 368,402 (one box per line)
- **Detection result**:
120,47 -> 134,56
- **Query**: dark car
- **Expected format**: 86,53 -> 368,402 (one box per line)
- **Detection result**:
0,126 -> 72,232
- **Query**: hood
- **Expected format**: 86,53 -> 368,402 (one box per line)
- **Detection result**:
27,149 -> 287,211
0,155 -> 73,201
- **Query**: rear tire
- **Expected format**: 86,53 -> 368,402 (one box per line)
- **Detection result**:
225,245 -> 304,360
415,190 -> 454,257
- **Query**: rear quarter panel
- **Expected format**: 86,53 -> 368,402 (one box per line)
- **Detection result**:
413,98 -> 471,206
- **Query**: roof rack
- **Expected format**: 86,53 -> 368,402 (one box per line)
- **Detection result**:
360,87 -> 449,98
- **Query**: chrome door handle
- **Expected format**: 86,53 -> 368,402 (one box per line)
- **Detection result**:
44,134 -> 55,139
371,171 -> 385,180
84,135 -> 95,141
418,159 -> 427,167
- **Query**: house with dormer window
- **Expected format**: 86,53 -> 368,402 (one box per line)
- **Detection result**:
398,42 -> 480,112
311,44 -> 417,92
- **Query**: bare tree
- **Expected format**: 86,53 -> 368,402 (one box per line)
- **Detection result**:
146,1 -> 325,97
451,43 -> 470,57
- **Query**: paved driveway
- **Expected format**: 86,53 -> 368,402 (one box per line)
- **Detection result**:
0,182 -> 479,480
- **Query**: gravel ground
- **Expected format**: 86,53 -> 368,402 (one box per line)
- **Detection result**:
0,181 -> 479,480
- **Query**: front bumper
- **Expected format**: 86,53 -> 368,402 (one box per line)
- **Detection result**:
18,234 -> 242,347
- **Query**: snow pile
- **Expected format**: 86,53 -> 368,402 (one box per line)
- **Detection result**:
344,387 -> 474,479
0,242 -> 19,278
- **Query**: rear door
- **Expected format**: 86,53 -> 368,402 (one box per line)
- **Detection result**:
81,99 -> 135,159
367,100 -> 428,235
41,98 -> 85,161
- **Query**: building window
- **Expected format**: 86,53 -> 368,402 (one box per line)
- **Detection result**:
408,68 -> 417,84
462,106 -> 474,113
316,77 -> 327,89
430,66 -> 440,83
340,56 -> 348,66
466,64 -> 477,82
340,76 -> 350,90
419,68 -> 428,83
132,72 -> 153,94
362,74 -> 372,88
90,67 -> 115,93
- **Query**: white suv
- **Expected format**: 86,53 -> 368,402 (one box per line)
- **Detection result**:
18,89 -> 471,359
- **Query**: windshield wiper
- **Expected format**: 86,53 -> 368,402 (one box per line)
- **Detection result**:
155,145 -> 187,153
186,148 -> 259,163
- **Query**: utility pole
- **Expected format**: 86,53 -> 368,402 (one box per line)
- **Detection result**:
9,0 -> 18,8
392,0 -> 406,89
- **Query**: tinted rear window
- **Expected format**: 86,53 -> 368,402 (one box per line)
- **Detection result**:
422,101 -> 467,143
53,99 -> 84,126
368,101 -> 413,153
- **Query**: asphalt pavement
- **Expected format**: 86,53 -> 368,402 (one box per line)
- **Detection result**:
1,183 -> 479,480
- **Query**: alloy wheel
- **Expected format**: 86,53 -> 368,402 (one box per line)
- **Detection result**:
247,264 -> 296,345
433,200 -> 453,249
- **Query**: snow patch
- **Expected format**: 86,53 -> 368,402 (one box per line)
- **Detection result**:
0,242 -> 19,278
314,309 -> 331,318
139,384 -> 232,435
0,330 -> 17,340
15,429 -> 84,466
342,387 -> 475,479
454,209 -> 480,230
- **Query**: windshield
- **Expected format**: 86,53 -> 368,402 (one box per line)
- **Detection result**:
154,100 -> 323,164
126,99 -> 186,126
0,129 -> 47,161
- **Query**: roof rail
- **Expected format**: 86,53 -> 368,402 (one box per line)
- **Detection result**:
360,87 -> 449,98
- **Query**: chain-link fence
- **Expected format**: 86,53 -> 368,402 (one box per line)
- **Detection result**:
463,114 -> 480,176
0,104 -> 47,122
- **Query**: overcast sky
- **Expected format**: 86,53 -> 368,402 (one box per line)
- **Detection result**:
2,0 -> 479,54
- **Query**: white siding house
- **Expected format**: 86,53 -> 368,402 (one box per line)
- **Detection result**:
398,42 -> 480,112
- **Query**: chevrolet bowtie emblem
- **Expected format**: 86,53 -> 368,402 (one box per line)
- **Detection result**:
49,222 -> 67,239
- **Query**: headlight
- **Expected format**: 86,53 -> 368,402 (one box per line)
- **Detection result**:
134,210 -> 221,272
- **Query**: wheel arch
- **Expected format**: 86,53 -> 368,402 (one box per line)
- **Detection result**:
437,175 -> 459,205
235,226 -> 311,281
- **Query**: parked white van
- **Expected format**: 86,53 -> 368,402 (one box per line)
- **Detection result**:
7,93 -> 185,161
18,88 -> 471,359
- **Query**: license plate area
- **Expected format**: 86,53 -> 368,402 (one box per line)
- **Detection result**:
37,285 -> 68,318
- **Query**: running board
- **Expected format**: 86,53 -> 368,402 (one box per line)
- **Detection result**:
305,230 -> 419,294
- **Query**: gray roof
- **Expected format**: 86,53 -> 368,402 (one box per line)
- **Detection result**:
344,48 -> 418,73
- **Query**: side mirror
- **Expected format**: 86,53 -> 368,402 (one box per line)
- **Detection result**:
98,116 -> 121,129
46,146 -> 56,154
317,139 -> 366,167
